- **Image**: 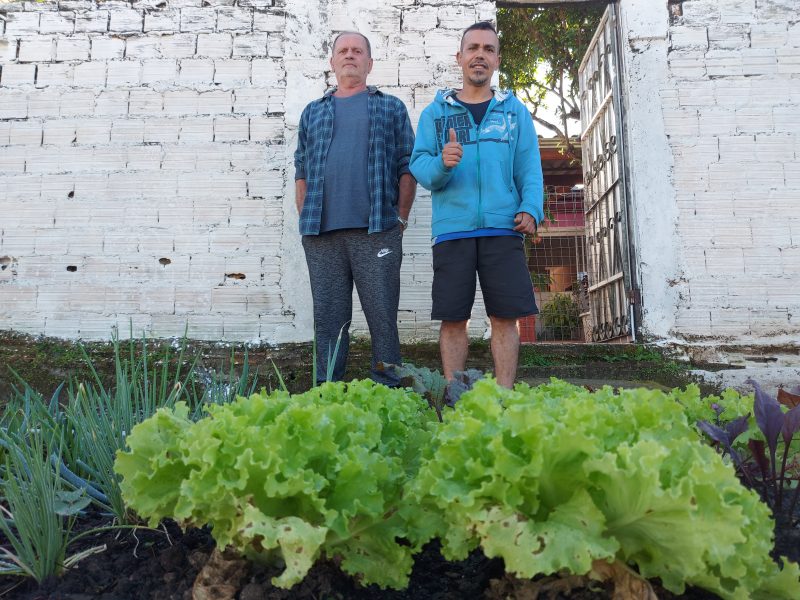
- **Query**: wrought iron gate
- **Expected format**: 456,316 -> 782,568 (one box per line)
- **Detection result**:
578,5 -> 634,342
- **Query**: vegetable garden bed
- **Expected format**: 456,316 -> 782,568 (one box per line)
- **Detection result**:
0,339 -> 798,600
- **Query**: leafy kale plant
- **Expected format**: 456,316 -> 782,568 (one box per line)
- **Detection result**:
378,362 -> 483,420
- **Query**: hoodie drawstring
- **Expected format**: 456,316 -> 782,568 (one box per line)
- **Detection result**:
442,101 -> 449,151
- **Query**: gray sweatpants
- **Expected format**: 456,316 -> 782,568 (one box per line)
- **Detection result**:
302,226 -> 403,386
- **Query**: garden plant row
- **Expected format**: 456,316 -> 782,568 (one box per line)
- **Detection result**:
0,339 -> 799,599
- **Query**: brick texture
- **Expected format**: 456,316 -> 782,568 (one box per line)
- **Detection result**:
0,0 -> 463,343
666,1 -> 799,341
4,0 -> 795,348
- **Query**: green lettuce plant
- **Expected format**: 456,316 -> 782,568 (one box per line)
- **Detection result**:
115,380 -> 436,589
405,378 -> 800,600
113,372 -> 800,597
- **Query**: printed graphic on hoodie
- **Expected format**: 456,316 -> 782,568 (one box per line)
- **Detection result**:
433,111 -> 515,149
409,89 -> 545,238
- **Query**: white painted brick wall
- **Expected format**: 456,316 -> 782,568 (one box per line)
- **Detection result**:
1,63 -> 36,85
0,1 -> 294,341
197,33 -> 233,57
144,10 -> 180,33
665,0 -> 799,341
109,9 -> 144,34
40,12 -> 76,35
75,11 -> 109,34
91,38 -> 124,60
5,0 -> 791,348
19,37 -> 56,62
4,13 -> 42,37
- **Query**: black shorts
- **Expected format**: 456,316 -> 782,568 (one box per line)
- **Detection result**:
431,235 -> 538,321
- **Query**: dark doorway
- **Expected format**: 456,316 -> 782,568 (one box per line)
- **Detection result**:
497,2 -> 635,343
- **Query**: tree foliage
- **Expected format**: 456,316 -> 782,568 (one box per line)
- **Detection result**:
498,6 -> 604,159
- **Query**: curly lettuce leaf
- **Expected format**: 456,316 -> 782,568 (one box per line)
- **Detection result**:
476,491 -> 618,576
239,511 -> 327,589
114,402 -> 193,526
115,380 -> 435,589
409,378 -> 799,600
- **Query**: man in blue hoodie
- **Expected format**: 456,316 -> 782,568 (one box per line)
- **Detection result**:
410,21 -> 543,388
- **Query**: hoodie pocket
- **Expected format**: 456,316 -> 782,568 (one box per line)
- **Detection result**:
482,158 -> 518,215
432,164 -> 478,224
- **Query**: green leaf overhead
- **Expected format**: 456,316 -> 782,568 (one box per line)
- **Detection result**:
498,5 -> 603,158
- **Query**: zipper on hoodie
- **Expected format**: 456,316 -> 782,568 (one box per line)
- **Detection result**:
450,92 -> 496,230
474,98 -> 495,229
475,115 -> 482,229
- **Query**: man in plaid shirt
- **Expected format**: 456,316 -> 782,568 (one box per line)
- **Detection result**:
294,31 -> 416,386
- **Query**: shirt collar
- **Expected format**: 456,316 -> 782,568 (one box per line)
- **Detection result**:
323,85 -> 380,99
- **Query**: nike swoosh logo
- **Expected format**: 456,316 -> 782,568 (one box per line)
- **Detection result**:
377,248 -> 392,258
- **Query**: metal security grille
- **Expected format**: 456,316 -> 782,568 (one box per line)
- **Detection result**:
578,4 -> 633,343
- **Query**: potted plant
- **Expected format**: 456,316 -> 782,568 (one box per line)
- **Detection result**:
530,272 -> 552,292
539,292 -> 581,341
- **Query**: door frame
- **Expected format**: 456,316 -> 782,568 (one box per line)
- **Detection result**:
496,0 -> 640,341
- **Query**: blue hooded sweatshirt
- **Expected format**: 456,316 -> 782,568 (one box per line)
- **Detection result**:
410,88 -> 544,240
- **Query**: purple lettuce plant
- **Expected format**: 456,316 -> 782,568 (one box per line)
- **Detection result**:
698,380 -> 800,518
697,414 -> 752,478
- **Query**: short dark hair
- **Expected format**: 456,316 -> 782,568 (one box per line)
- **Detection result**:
332,31 -> 372,58
460,21 -> 498,50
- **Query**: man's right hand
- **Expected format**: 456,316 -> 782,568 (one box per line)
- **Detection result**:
442,128 -> 463,169
295,179 -> 307,215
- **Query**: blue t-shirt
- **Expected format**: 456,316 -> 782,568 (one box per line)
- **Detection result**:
433,228 -> 521,246
320,91 -> 371,232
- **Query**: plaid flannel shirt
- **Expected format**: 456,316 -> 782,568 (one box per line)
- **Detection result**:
294,86 -> 415,235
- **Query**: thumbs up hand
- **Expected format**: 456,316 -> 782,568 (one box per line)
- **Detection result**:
442,128 -> 463,168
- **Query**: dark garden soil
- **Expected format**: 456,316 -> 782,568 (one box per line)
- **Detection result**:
0,332 -> 712,407
3,513 -> 777,600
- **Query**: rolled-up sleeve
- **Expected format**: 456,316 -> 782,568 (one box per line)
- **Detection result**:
395,100 -> 415,178
294,107 -> 308,180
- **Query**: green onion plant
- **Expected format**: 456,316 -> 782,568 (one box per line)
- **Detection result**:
0,430 -> 90,583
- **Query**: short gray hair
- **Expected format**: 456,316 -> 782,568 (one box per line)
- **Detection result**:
332,31 -> 372,58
